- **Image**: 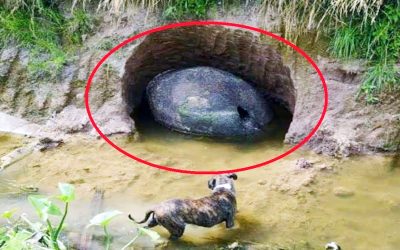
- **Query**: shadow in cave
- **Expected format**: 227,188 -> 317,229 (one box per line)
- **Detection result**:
132,89 -> 293,147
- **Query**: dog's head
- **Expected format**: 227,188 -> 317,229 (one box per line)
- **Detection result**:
208,173 -> 238,194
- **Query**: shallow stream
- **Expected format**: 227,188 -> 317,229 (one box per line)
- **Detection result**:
0,127 -> 399,249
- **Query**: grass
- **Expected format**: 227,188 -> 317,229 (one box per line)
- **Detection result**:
329,1 -> 400,103
259,0 -> 399,103
163,0 -> 214,20
0,0 -> 93,78
259,0 -> 385,41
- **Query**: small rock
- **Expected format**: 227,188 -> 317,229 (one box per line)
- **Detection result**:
228,242 -> 239,249
46,105 -> 89,133
69,178 -> 85,184
296,158 -> 313,169
258,180 -> 267,185
1,46 -> 19,61
227,242 -> 245,249
317,163 -> 334,171
36,137 -> 63,152
333,187 -> 354,197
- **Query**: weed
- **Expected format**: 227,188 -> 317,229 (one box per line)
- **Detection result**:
0,182 -> 161,249
28,183 -> 75,250
259,0 -> 385,41
64,9 -> 93,45
163,0 -> 214,20
330,2 -> 400,103
0,0 -> 93,78
87,209 -> 161,249
88,210 -> 123,250
0,183 -> 74,249
122,226 -> 160,249
258,0 -> 399,103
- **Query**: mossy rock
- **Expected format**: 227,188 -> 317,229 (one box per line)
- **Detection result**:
147,66 -> 273,137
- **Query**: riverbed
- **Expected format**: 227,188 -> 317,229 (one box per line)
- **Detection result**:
0,131 -> 399,249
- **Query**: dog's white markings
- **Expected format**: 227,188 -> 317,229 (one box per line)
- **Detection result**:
325,242 -> 341,250
214,183 -> 232,191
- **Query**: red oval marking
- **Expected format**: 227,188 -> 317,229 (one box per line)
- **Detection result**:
85,21 -> 329,175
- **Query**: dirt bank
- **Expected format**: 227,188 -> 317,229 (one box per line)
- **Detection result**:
0,7 -> 398,156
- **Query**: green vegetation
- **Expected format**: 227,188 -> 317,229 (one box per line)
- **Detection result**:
163,0 -> 214,20
0,0 -> 93,77
261,0 -> 400,103
88,210 -> 123,250
330,2 -> 400,103
28,183 -> 75,250
0,183 -> 160,250
0,183 -> 75,249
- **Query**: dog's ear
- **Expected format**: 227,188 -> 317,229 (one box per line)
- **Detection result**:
208,178 -> 216,190
228,173 -> 237,180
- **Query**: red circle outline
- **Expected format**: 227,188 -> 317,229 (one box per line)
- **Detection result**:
85,21 -> 328,175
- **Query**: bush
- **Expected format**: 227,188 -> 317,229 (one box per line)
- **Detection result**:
259,0 -> 399,103
330,2 -> 400,103
163,0 -> 214,20
0,183 -> 160,249
0,0 -> 93,77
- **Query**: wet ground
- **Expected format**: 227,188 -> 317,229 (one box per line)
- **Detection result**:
0,125 -> 399,249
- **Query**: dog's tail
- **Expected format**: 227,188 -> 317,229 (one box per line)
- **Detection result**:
128,210 -> 154,224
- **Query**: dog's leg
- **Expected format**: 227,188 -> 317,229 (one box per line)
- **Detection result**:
158,217 -> 185,240
225,211 -> 235,228
168,225 -> 185,241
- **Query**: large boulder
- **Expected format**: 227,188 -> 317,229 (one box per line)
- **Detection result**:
146,66 -> 273,137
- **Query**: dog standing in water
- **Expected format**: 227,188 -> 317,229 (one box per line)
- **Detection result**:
129,174 -> 238,239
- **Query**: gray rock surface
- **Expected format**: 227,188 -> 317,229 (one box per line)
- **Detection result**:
147,67 -> 273,137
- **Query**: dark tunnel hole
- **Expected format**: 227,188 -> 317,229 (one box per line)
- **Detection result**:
122,26 -> 296,142
237,106 -> 250,121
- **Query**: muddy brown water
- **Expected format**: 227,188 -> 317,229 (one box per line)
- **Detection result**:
0,128 -> 399,249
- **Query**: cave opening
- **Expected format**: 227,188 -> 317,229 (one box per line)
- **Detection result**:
123,25 -> 295,143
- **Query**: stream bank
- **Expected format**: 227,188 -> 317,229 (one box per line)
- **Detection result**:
0,6 -> 399,156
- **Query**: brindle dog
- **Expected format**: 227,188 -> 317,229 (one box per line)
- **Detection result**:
128,174 -> 238,239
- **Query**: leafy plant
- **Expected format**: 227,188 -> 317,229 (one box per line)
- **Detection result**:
28,183 -> 75,250
121,226 -> 161,250
1,182 -> 161,249
1,230 -> 32,250
163,0 -> 214,20
88,210 -> 123,250
87,210 -> 161,250
0,183 -> 74,250
1,209 -> 18,222
64,9 -> 93,45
